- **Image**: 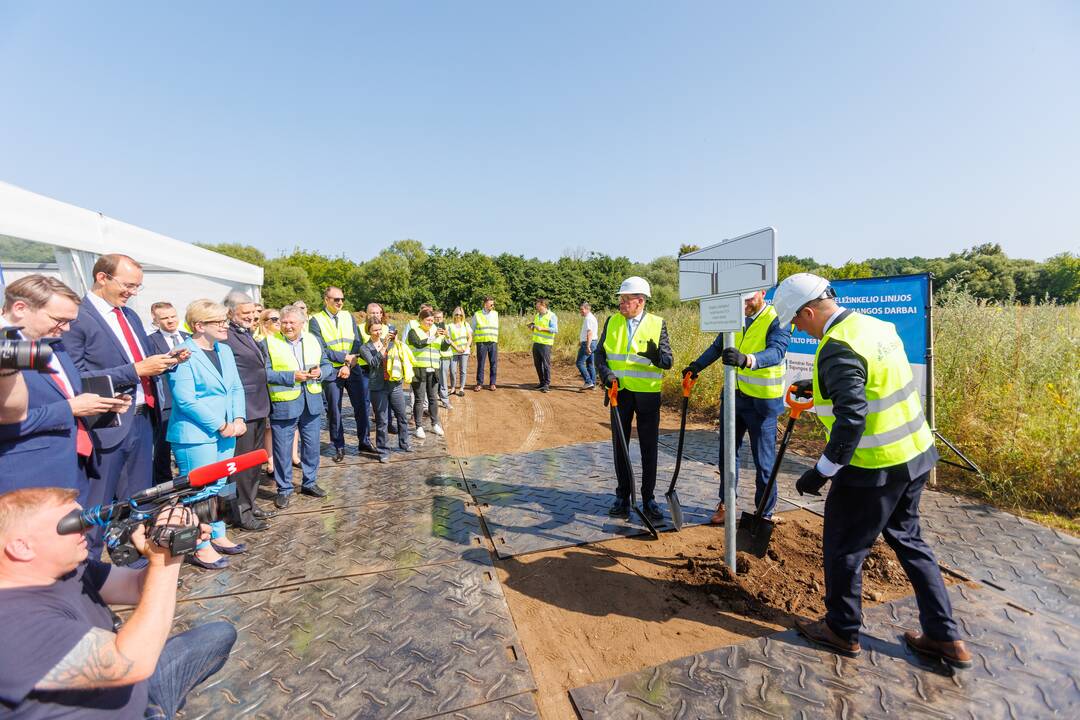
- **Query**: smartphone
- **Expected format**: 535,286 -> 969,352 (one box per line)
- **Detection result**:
308,366 -> 319,373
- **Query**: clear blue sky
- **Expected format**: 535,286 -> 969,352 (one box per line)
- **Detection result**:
2,1 -> 1077,265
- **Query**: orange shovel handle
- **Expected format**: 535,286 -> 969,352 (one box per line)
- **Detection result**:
681,372 -> 697,398
607,380 -> 620,407
785,384 -> 814,419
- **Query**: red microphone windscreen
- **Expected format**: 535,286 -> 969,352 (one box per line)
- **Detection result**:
188,449 -> 269,487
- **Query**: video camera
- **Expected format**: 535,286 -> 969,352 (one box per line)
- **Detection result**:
0,327 -> 55,372
56,450 -> 268,565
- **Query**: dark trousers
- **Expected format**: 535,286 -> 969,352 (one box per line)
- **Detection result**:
152,415 -> 174,484
718,393 -> 781,517
270,409 -> 321,494
371,384 -> 411,457
411,371 -> 440,428
89,412 -> 154,557
323,370 -> 371,450
576,341 -> 597,385
232,416 -> 267,523
611,389 -> 661,502
475,342 -> 498,385
532,343 -> 552,387
823,470 -> 959,644
144,621 -> 237,719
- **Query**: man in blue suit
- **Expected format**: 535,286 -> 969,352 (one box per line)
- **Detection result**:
0,275 -> 129,503
146,301 -> 191,484
63,255 -> 183,547
263,304 -> 333,509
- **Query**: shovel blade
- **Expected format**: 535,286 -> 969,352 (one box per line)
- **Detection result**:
665,490 -> 684,531
738,510 -> 775,557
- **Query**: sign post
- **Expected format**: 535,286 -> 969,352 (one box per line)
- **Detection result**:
679,228 -> 777,574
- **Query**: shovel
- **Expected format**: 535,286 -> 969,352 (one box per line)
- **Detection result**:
607,380 -> 660,539
738,382 -> 814,556
664,371 -> 697,530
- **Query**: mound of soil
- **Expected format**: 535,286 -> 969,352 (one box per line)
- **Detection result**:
668,514 -> 914,623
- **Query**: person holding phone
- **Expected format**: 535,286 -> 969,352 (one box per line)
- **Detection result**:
147,301 -> 192,484
358,318 -> 412,462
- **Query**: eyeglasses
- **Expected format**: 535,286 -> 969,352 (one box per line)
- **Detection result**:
105,274 -> 143,293
327,296 -> 344,303
199,319 -> 228,327
268,316 -> 280,322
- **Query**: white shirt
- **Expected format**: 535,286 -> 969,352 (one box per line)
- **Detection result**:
1,318 -> 75,397
86,292 -> 146,405
579,312 -> 598,343
162,331 -> 184,350
288,336 -> 306,368
626,310 -> 645,348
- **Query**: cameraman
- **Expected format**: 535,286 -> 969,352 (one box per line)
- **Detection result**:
0,487 -> 237,718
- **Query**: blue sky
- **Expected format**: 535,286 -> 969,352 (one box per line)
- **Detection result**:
1,1 -> 1077,265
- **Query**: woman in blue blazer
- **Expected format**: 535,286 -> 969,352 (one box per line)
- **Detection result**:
167,300 -> 248,570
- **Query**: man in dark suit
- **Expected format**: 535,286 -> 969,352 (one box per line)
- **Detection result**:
223,291 -> 274,531
63,254 -> 183,555
772,273 -> 971,669
0,275 -> 129,503
146,301 -> 191,484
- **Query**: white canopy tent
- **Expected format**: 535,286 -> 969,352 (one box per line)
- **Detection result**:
0,181 -> 263,328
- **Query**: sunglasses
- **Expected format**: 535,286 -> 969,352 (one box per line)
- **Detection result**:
268,316 -> 281,322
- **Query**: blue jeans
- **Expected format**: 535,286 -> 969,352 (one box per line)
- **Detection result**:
576,340 -> 597,385
323,370 -> 370,450
270,408 -> 322,494
145,621 -> 237,719
450,354 -> 469,390
370,384 -> 411,457
718,393 -> 781,518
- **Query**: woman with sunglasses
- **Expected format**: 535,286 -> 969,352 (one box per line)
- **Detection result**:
447,307 -> 472,396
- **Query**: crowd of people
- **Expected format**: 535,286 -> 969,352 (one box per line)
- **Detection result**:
0,257 -> 973,717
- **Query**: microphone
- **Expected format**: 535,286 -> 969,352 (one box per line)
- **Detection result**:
57,449 -> 269,535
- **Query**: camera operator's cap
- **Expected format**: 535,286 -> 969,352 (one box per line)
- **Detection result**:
773,272 -> 832,325
618,276 -> 651,297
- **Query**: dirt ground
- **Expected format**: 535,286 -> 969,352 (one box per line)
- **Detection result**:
445,353 -> 710,456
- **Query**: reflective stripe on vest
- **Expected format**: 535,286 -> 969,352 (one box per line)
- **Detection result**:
734,304 -> 786,399
311,310 -> 355,367
812,312 -> 934,469
473,310 -> 499,343
448,322 -> 469,353
385,340 -> 414,383
265,332 -> 323,401
437,325 -> 454,359
603,313 -> 664,393
406,320 -> 440,369
355,323 -> 371,366
532,312 -> 555,346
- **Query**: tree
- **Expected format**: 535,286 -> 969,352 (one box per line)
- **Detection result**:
195,243 -> 267,267
0,236 -> 55,262
261,259 -> 316,309
678,244 -> 700,257
1040,253 -> 1080,304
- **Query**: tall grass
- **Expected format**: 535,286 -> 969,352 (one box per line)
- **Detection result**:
491,295 -> 1080,519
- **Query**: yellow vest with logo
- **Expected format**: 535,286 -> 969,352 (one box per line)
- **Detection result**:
385,339 -> 415,383
407,320 -> 440,370
265,332 -> 324,401
532,311 -> 556,346
812,312 -> 934,469
602,313 -> 664,393
734,305 -> 786,399
311,310 -> 355,368
473,310 -> 499,343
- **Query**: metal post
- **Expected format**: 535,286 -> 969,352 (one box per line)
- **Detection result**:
924,274 -> 936,487
723,331 -> 738,574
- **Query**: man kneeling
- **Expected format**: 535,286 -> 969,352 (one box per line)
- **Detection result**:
0,488 -> 236,718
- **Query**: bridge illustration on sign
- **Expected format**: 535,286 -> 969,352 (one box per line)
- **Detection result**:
678,227 -> 777,301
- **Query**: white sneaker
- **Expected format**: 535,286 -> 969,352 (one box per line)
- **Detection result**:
432,424 -> 444,437
415,426 -> 426,439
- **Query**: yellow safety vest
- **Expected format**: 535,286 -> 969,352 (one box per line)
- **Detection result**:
602,313 -> 664,393
356,323 -> 371,366
407,320 -> 440,370
311,310 -> 355,368
385,339 -> 415,383
734,305 -> 786,399
532,311 -> 556,346
265,332 -> 324,401
473,310 -> 499,343
437,324 -> 453,359
812,312 -> 934,469
448,322 -> 470,353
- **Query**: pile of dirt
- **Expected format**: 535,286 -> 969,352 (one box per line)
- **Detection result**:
668,514 -> 914,623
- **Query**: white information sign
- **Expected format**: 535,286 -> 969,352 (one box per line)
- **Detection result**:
679,227 -> 777,301
699,295 -> 743,332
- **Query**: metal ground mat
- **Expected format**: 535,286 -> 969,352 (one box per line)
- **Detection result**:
178,494 -> 489,599
569,583 -> 1080,719
172,564 -> 537,720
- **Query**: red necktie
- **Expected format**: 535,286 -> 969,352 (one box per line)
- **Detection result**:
49,375 -> 93,457
112,307 -> 156,408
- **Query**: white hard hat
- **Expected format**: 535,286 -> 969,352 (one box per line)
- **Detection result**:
772,272 -> 832,325
617,276 -> 651,298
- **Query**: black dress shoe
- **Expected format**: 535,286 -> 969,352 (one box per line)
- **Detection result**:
333,448 -> 345,463
252,507 -> 275,519
240,519 -> 269,532
211,541 -> 248,555
300,484 -> 327,498
185,554 -> 229,570
274,493 -> 291,509
608,499 -> 630,517
643,499 -> 664,520
359,444 -> 379,455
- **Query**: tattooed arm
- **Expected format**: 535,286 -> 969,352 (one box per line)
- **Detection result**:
36,628 -> 138,690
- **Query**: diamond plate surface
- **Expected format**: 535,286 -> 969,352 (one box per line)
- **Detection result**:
179,494 -> 490,599
173,565 -> 536,720
463,443 -> 797,557
318,395 -> 451,465
570,584 -> 1080,719
429,693 -> 539,719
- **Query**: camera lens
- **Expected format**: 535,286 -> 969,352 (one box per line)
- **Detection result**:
0,338 -> 54,371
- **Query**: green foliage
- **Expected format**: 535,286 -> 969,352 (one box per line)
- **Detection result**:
195,242 -> 267,266
262,258 -> 317,309
1040,253 -> 1080,303
0,236 -> 56,262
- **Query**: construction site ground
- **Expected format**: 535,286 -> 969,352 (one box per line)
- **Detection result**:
167,353 -> 1079,719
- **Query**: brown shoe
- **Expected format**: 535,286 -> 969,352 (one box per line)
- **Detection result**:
795,617 -> 861,657
903,631 -> 973,669
709,503 -> 726,525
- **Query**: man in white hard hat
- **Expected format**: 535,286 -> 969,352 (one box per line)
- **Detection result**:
683,289 -> 791,525
594,276 -> 673,520
773,273 -> 970,668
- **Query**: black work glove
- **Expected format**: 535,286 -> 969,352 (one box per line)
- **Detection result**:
796,467 -> 830,496
682,363 -> 701,379
792,379 -> 813,399
640,339 -> 661,366
721,346 -> 749,368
